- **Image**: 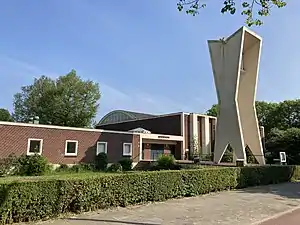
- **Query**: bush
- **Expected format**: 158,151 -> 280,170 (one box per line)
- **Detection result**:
0,154 -> 19,177
55,163 -> 95,173
118,158 -> 132,171
266,128 -> 300,164
59,164 -> 69,170
220,146 -> 233,163
246,147 -> 258,164
200,154 -> 213,161
157,154 -> 176,170
55,164 -> 69,172
69,164 -> 93,173
107,163 -> 122,172
0,165 -> 298,224
95,153 -> 108,171
17,154 -> 49,176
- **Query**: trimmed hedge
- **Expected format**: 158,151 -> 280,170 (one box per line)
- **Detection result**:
0,165 -> 299,224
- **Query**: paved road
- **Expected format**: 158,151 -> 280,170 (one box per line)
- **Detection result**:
259,208 -> 300,225
31,182 -> 300,225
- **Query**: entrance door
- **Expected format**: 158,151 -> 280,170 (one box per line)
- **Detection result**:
150,144 -> 164,160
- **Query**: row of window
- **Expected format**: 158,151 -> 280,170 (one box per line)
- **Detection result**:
27,138 -> 133,156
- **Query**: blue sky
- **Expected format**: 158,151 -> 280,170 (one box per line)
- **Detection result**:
0,0 -> 299,122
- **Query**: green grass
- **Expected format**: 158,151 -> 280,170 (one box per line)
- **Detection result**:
0,171 -> 114,184
0,169 -> 143,184
0,164 -> 219,184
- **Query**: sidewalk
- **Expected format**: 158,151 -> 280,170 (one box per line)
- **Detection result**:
259,208 -> 300,225
31,182 -> 300,225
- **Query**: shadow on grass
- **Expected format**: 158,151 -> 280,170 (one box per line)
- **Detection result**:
67,217 -> 160,225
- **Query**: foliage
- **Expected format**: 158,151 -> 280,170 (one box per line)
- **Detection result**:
95,153 -> 108,171
55,163 -> 95,174
191,135 -> 200,157
199,154 -> 213,161
70,164 -> 95,173
219,145 -> 258,164
272,99 -> 300,130
266,128 -> 300,164
118,158 -> 133,171
206,104 -> 218,117
220,145 -> 234,163
57,164 -> 69,171
13,70 -> 101,128
0,108 -> 13,122
17,154 -> 49,176
156,154 -> 177,170
0,154 -> 19,177
0,166 -> 298,223
246,147 -> 258,164
179,163 -> 207,169
107,163 -> 123,172
206,100 -> 300,164
177,0 -> 287,27
255,101 -> 279,134
206,100 -> 300,137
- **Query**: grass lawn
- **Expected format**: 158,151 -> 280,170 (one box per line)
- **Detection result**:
0,171 -> 124,184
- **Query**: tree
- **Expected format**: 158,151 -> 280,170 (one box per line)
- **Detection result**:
205,101 -> 280,132
265,128 -> 300,164
206,104 -> 218,117
177,0 -> 287,26
0,108 -> 13,122
271,100 -> 300,130
255,101 -> 279,134
13,70 -> 101,128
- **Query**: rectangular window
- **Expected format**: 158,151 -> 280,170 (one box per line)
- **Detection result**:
27,138 -> 43,155
96,142 -> 107,155
65,140 -> 78,156
123,143 -> 132,156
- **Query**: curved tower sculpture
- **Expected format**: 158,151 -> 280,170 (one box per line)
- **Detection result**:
208,26 -> 265,165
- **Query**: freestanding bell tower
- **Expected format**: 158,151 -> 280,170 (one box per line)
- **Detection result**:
208,26 -> 265,165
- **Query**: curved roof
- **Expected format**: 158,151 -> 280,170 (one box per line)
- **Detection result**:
98,110 -> 157,126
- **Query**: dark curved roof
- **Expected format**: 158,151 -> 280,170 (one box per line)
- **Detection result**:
98,110 -> 157,126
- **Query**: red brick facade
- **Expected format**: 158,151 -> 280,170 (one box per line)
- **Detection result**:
0,123 -> 140,164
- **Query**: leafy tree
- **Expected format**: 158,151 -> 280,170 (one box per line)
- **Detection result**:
206,104 -> 218,117
255,101 -> 279,134
205,101 -> 281,134
265,128 -> 300,164
13,70 -> 101,128
271,100 -> 300,130
177,0 -> 287,27
206,99 -> 300,164
0,108 -> 13,122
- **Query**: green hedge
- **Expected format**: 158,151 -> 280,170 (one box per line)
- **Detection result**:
0,166 -> 299,224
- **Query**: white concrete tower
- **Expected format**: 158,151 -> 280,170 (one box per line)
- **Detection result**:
208,26 -> 265,165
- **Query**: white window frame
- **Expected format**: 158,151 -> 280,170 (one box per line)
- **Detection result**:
27,138 -> 43,155
96,141 -> 108,155
65,140 -> 78,156
123,143 -> 132,156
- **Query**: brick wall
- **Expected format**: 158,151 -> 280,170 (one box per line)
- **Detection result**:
0,123 -> 139,164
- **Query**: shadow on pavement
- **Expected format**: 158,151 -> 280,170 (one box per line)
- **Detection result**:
67,218 -> 160,225
237,182 -> 300,200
